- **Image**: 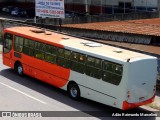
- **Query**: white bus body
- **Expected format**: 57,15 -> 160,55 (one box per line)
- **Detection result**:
60,39 -> 157,110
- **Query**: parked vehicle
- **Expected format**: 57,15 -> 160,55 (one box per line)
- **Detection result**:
11,7 -> 27,17
65,11 -> 85,18
10,7 -> 35,18
2,6 -> 14,14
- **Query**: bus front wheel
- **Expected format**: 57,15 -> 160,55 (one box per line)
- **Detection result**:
68,83 -> 80,100
15,62 -> 23,76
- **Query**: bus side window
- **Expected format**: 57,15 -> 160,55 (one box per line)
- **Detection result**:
3,33 -> 13,53
23,38 -> 35,56
45,45 -> 57,63
71,52 -> 85,74
85,56 -> 102,79
102,61 -> 123,85
14,36 -> 24,53
57,48 -> 71,68
34,42 -> 45,60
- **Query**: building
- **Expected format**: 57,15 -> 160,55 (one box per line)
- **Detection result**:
0,0 -> 158,15
66,0 -> 158,14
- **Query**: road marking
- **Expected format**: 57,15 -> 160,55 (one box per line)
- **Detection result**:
0,82 -> 47,104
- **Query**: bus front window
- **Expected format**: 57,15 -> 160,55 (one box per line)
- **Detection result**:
3,33 -> 13,54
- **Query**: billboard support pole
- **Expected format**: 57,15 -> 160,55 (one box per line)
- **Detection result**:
34,17 -> 37,23
59,18 -> 62,32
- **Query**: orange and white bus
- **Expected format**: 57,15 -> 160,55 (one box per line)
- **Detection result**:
2,26 -> 157,110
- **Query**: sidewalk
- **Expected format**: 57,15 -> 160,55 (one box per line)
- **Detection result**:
151,90 -> 160,110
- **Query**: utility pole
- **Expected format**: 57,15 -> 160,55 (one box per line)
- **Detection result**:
112,0 -> 114,14
100,0 -> 102,15
124,0 -> 126,13
133,0 -> 137,12
85,0 -> 89,15
145,0 -> 147,12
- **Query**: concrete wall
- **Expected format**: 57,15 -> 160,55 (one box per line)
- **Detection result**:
61,27 -> 151,44
0,19 -> 24,42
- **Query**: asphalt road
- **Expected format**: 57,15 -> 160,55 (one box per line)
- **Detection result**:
0,54 -> 159,120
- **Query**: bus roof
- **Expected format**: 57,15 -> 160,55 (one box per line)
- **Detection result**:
4,26 -> 155,62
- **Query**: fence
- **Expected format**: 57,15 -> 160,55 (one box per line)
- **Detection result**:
28,11 -> 159,25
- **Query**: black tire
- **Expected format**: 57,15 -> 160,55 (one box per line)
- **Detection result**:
68,83 -> 80,100
15,63 -> 23,76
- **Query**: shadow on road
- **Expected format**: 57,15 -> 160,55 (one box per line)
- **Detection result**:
0,68 -> 157,120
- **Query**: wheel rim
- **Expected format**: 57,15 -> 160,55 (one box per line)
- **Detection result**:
70,87 -> 78,98
18,66 -> 23,75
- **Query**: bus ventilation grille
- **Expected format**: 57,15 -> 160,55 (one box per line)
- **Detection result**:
62,36 -> 70,40
45,32 -> 52,35
113,48 -> 123,53
30,29 -> 46,33
80,41 -> 102,47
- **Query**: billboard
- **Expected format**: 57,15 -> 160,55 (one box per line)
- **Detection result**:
35,0 -> 65,18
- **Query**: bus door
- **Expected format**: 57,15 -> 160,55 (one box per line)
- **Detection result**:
3,33 -> 14,67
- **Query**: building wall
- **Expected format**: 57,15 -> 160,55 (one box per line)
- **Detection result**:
65,0 -> 158,14
134,0 -> 157,7
0,0 -> 157,14
2,0 -> 157,7
101,0 -> 133,6
65,0 -> 158,7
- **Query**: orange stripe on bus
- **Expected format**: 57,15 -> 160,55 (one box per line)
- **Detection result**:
4,29 -> 70,88
122,94 -> 155,110
22,55 -> 70,88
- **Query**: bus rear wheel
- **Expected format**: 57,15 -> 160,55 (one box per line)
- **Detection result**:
68,83 -> 80,100
15,62 -> 23,76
